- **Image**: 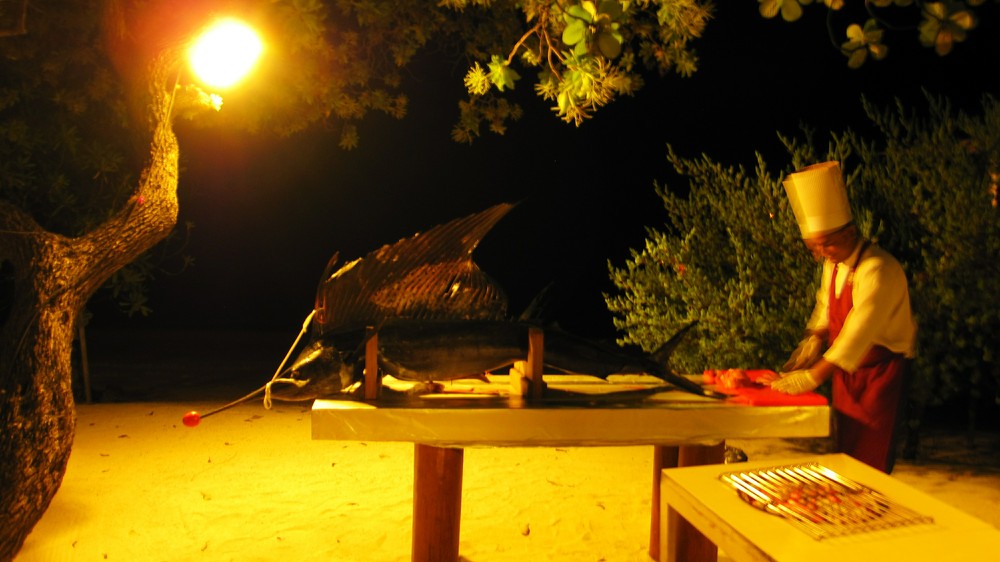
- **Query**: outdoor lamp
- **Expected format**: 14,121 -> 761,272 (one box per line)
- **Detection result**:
188,18 -> 263,89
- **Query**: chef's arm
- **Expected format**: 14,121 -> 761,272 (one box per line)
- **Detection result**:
806,358 -> 838,384
804,327 -> 828,340
771,356 -> 842,394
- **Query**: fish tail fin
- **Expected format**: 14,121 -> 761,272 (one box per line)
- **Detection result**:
647,320 -> 725,399
650,320 -> 698,367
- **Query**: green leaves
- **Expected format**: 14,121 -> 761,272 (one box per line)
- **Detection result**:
919,2 -> 978,56
758,0 -> 810,22
851,94 -> 1000,416
562,8 -> 587,46
562,1 -> 625,59
460,1 -> 710,132
607,150 -> 817,372
463,62 -> 492,96
463,55 -> 521,96
841,19 -> 888,69
760,0 -> 986,67
549,53 -> 636,125
610,95 -> 1000,426
450,95 -> 523,144
596,27 -> 624,59
487,55 -> 521,92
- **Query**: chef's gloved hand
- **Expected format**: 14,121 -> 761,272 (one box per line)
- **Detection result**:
781,334 -> 824,372
770,369 -> 823,395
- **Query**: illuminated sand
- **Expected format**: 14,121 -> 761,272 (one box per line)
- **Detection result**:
16,330 -> 1000,560
16,400 -> 1000,562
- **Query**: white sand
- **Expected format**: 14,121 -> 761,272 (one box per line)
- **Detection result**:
15,400 -> 1000,562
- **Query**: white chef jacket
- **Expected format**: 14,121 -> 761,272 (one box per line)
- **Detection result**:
804,241 -> 917,373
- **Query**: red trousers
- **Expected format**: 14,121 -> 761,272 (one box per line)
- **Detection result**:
831,354 -> 908,473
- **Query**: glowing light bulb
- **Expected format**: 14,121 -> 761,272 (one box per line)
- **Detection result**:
189,19 -> 263,89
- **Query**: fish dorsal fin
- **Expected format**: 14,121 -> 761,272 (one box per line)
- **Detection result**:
314,203 -> 515,335
321,252 -> 340,281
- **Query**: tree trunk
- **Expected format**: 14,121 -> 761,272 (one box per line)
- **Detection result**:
0,242 -> 83,560
0,50 -> 179,560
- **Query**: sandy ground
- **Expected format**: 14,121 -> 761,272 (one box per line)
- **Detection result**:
13,330 -> 1000,561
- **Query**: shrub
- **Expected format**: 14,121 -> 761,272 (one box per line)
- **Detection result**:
851,95 -> 1000,430
608,94 -> 1000,431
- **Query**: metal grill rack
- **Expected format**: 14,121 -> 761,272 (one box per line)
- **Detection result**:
719,463 -> 935,540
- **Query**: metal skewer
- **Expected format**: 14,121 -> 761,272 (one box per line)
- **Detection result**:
719,463 -> 935,540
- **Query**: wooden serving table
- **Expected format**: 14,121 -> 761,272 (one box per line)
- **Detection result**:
659,453 -> 1000,562
311,375 -> 830,562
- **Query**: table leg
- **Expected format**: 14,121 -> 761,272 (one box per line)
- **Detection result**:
649,445 -> 680,559
653,443 -> 725,562
412,444 -> 464,562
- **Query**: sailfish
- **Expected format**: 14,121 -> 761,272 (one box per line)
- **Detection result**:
183,203 -> 722,426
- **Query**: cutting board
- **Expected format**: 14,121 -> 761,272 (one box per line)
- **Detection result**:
710,369 -> 828,406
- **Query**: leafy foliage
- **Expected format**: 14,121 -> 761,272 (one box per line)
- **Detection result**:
170,0 -> 424,144
848,94 -> 1000,419
448,1 -> 996,140
0,0 -> 187,318
919,1 -> 980,55
0,3 -> 135,236
50,0 -> 994,152
608,94 -> 1000,424
842,19 -> 889,68
606,147 -> 826,373
758,0 -> 992,67
451,0 -> 712,138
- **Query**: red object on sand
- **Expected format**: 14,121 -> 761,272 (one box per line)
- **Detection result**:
182,411 -> 201,427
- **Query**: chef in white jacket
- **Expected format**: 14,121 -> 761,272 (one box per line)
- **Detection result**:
768,161 -> 917,473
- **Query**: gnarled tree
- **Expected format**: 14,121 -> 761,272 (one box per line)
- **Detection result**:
0,96 -> 178,559
0,5 -> 182,558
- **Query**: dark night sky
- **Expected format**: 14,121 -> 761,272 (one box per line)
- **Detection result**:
88,4 -> 1000,340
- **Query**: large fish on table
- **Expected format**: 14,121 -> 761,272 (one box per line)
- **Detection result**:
270,317 -> 718,401
190,203 -> 721,421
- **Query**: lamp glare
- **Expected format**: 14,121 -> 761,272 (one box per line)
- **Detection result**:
189,19 -> 262,89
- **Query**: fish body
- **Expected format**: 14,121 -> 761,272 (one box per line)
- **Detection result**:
376,320 -> 528,381
378,319 -> 682,381
273,319 -> 720,400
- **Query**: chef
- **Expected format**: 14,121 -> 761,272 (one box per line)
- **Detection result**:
768,161 -> 917,473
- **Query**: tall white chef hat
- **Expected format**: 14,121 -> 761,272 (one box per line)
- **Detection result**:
782,161 -> 852,238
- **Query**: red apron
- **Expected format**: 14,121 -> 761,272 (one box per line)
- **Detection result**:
828,243 -> 908,473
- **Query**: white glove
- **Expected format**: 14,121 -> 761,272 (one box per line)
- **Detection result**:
782,334 -> 824,372
770,369 -> 823,395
